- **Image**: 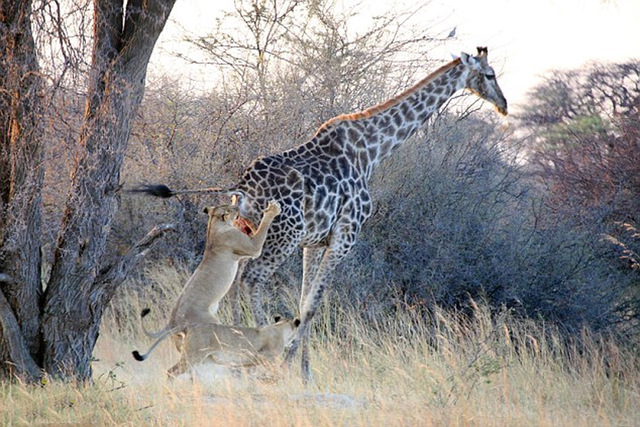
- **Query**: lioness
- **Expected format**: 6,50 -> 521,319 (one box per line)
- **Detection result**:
138,201 -> 281,345
133,316 -> 300,377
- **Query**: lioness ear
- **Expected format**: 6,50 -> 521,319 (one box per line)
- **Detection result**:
274,315 -> 282,323
294,319 -> 301,327
203,207 -> 209,214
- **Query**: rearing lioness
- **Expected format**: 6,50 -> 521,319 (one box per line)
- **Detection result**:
138,200 -> 281,345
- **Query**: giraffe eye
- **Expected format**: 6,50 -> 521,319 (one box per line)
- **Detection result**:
485,73 -> 496,80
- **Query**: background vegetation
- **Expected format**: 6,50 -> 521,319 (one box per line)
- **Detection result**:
108,0 -> 639,345
0,0 -> 638,423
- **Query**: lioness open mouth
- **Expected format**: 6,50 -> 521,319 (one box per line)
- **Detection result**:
234,217 -> 256,236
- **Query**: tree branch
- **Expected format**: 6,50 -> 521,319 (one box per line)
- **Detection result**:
119,0 -> 177,74
89,223 -> 176,309
0,274 -> 42,382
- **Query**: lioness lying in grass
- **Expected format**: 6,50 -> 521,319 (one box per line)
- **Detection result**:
133,316 -> 300,378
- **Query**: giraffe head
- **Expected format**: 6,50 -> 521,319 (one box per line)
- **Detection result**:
460,47 -> 508,115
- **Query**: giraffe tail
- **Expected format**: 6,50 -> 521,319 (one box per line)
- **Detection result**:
127,183 -> 244,199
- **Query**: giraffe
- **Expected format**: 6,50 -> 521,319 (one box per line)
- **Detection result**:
136,47 -> 507,382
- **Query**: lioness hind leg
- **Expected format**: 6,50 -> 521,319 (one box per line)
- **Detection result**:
167,361 -> 186,378
167,345 -> 211,379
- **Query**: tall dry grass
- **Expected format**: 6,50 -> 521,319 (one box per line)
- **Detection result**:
2,267 -> 638,426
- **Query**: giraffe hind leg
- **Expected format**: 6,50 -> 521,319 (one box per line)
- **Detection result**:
299,247 -> 325,315
241,225 -> 304,326
283,248 -> 324,369
288,246 -> 344,382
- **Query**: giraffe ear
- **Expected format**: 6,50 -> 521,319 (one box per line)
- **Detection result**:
460,52 -> 480,70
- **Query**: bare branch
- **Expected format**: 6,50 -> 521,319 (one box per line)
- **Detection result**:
90,223 -> 176,307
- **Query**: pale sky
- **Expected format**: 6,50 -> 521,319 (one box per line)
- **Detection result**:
153,0 -> 640,111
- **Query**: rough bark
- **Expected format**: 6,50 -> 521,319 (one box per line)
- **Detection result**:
0,0 -> 176,382
0,0 -> 45,377
0,274 -> 41,381
41,0 -> 177,381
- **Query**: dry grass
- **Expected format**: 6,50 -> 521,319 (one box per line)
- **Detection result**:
2,273 -> 639,426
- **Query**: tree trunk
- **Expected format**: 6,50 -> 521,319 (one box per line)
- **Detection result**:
41,0 -> 176,381
0,0 -> 45,381
0,0 -> 176,382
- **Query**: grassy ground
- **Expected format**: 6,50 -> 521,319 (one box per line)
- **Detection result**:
2,298 -> 638,426
2,260 -> 639,426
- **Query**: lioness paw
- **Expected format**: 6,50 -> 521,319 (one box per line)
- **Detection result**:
265,200 -> 282,216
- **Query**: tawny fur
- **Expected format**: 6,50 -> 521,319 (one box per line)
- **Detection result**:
133,201 -> 281,360
167,316 -> 301,377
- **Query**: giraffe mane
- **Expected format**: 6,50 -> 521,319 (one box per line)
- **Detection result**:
315,57 -> 463,135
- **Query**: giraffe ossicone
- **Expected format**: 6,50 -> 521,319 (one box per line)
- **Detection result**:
135,47 -> 507,382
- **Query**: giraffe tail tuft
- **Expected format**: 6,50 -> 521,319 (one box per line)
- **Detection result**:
127,184 -> 175,198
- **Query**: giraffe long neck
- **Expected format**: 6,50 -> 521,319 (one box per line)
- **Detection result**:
318,58 -> 467,178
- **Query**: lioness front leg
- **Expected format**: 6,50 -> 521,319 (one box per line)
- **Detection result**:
234,200 -> 281,257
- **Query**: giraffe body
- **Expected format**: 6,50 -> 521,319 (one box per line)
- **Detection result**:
138,48 -> 507,382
